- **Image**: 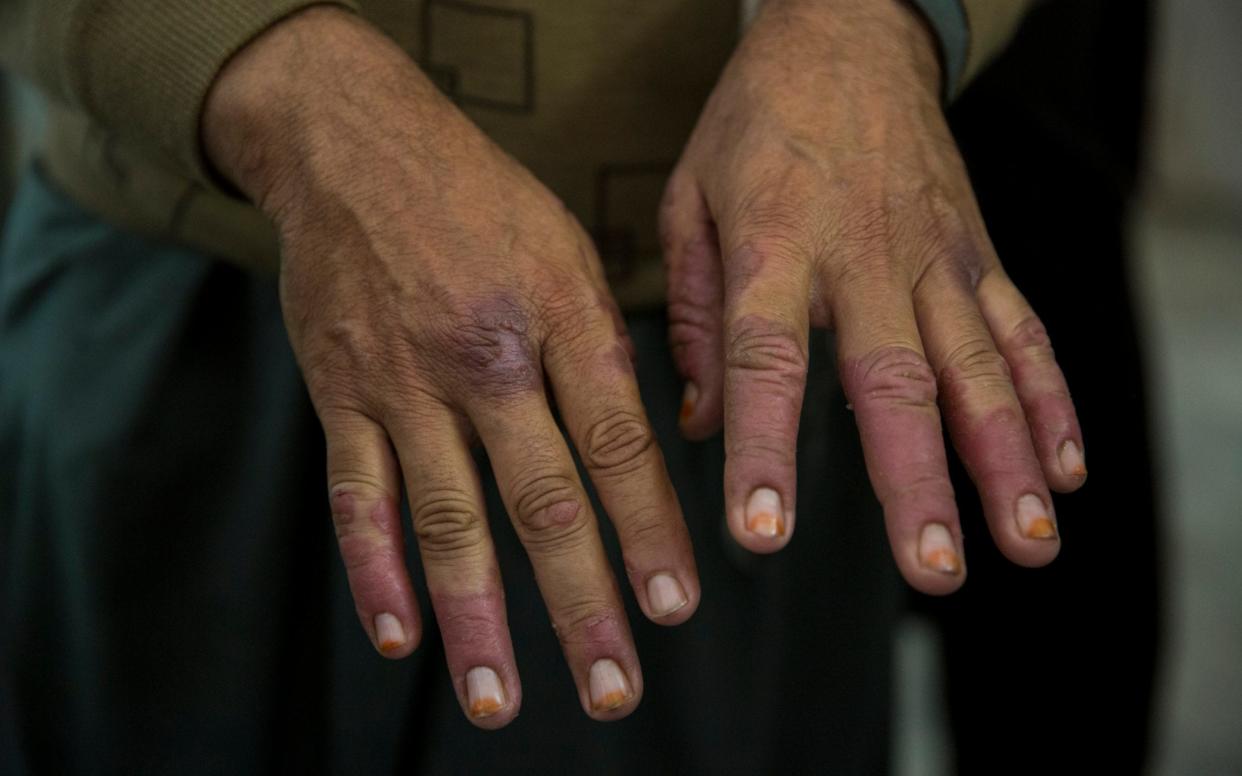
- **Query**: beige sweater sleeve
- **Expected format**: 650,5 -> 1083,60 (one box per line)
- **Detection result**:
960,0 -> 1036,88
0,0 -> 358,182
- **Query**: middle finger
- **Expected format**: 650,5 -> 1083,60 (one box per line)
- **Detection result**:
470,390 -> 643,721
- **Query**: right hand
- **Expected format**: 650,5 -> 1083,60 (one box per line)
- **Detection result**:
203,7 -> 698,727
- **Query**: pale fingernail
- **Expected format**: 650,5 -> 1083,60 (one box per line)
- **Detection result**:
646,573 -> 688,617
918,523 -> 963,574
465,666 -> 507,718
679,382 -> 699,423
746,487 -> 785,538
1059,440 -> 1087,478
588,659 -> 633,711
374,612 -> 405,653
1016,494 -> 1058,540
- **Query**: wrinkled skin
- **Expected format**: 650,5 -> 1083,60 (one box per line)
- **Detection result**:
201,0 -> 1086,729
204,8 -> 697,727
664,0 -> 1085,590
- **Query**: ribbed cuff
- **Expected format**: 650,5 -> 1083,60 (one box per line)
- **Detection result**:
905,0 -> 969,102
66,0 -> 359,184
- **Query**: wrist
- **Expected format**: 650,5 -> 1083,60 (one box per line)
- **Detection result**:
748,0 -> 943,101
201,6 -> 449,221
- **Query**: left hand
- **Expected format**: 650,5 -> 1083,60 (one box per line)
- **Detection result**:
662,0 -> 1087,594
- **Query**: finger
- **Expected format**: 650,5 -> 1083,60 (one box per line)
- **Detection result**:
660,170 -> 725,439
715,232 -> 813,554
322,407 -> 422,657
543,305 -> 700,625
470,391 -> 642,721
386,403 -> 521,729
915,261 -> 1060,569
831,269 -> 966,595
977,267 -> 1086,492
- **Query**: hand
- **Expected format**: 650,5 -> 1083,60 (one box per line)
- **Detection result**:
203,7 -> 698,726
663,0 -> 1086,593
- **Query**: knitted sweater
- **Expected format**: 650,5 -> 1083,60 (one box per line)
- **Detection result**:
0,0 -> 1031,308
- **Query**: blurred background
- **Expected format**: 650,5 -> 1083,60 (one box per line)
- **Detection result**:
2,1 -> 1239,773
894,1 -> 1242,774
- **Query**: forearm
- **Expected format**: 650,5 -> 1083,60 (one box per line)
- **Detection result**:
1,0 -> 358,182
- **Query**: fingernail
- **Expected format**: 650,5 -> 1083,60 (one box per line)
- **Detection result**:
1016,494 -> 1058,540
746,487 -> 785,538
918,523 -> 963,574
646,573 -> 688,617
466,666 -> 507,718
1059,440 -> 1087,478
588,659 -> 633,711
679,382 -> 699,423
374,612 -> 405,652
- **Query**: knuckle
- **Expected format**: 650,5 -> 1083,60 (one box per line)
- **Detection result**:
939,338 -> 1013,402
330,479 -> 400,540
726,434 -> 798,468
839,200 -> 892,250
550,599 -> 623,649
848,345 -> 938,410
667,292 -> 720,368
624,504 -> 671,545
427,298 -> 542,401
411,489 -> 487,560
666,294 -> 716,336
583,409 -> 654,477
537,285 -> 596,337
725,315 -> 808,383
437,609 -> 503,653
509,469 -> 590,550
887,468 -> 956,508
1007,315 -> 1056,361
617,506 -> 676,574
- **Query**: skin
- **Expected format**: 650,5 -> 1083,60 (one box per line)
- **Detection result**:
665,0 -> 1085,589
201,0 -> 1085,728
203,8 -> 696,726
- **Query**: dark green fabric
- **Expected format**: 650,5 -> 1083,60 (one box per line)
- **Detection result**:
0,164 -> 898,774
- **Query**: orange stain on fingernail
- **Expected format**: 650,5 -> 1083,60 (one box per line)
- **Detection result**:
1025,517 -> 1058,540
379,640 -> 403,653
469,698 -> 503,718
679,399 -> 694,422
747,512 -> 785,538
926,548 -> 963,575
593,690 -> 631,712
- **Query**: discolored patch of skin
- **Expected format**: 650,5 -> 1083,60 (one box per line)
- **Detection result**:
329,487 -> 419,647
432,589 -> 512,664
553,609 -> 628,653
530,499 -> 580,531
839,346 -> 958,535
594,287 -> 638,365
425,294 -> 543,403
723,241 -> 779,299
429,589 -> 520,722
